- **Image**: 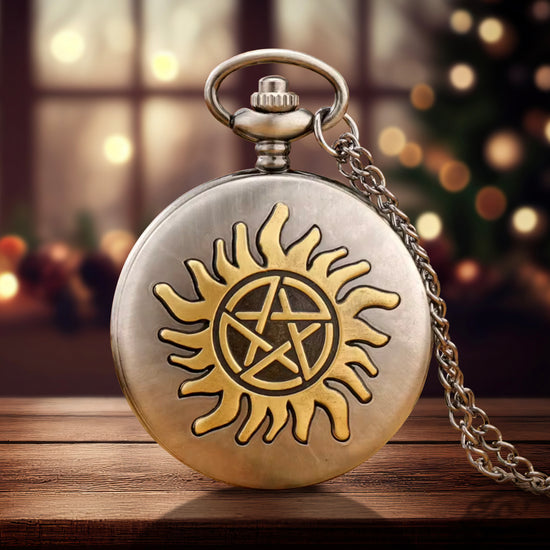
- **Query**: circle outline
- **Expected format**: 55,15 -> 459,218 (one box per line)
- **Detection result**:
212,269 -> 340,396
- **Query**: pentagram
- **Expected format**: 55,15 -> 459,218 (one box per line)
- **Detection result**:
213,270 -> 340,396
154,201 -> 401,446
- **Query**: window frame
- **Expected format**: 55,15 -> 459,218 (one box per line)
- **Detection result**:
0,0 -> 409,236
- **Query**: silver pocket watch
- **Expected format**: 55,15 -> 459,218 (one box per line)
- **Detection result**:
111,49 -> 549,494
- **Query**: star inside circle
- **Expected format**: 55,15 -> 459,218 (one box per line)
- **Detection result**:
213,270 -> 339,396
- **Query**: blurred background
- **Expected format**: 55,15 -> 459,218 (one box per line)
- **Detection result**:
0,0 -> 549,397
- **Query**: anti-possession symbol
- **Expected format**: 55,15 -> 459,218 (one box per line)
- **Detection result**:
154,202 -> 400,444
216,272 -> 337,393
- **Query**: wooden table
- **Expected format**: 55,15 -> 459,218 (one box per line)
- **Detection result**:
1,397 -> 549,548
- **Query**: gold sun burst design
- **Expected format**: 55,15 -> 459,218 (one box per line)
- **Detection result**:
154,203 -> 400,445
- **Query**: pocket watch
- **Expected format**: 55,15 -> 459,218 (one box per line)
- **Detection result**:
111,50 -> 549,495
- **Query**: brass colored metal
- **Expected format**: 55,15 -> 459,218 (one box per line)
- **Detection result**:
154,203 -> 400,445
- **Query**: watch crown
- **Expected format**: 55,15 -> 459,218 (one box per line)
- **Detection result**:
251,76 -> 299,113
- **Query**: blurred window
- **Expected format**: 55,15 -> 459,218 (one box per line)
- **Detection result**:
0,0 -> 443,241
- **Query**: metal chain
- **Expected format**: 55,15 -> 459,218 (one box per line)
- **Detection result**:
313,109 -> 550,497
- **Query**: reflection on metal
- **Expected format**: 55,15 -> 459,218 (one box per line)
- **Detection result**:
154,203 -> 400,445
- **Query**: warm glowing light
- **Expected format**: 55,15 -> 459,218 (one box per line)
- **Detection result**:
100,230 -> 136,268
450,10 -> 473,33
410,84 -> 435,110
0,272 -> 19,300
424,147 -> 453,174
50,30 -> 85,64
0,235 -> 27,266
523,109 -> 547,137
534,65 -> 550,91
151,51 -> 180,82
478,18 -> 504,44
484,131 -> 523,171
47,242 -> 71,263
532,1 -> 550,21
416,212 -> 443,240
399,142 -> 423,168
455,259 -> 481,284
449,63 -> 475,91
378,126 -> 407,156
475,187 -> 507,220
512,207 -> 539,235
439,161 -> 470,192
545,119 -> 550,143
103,135 -> 133,164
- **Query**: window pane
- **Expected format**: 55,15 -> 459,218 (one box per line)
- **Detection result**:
143,98 -> 240,217
275,0 -> 358,87
35,100 -> 133,241
143,0 -> 238,88
33,0 -> 134,88
370,0 -> 449,89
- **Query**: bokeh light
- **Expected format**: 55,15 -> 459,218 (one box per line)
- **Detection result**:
50,30 -> 85,64
534,65 -> 550,91
512,206 -> 539,235
531,0 -> 550,21
455,259 -> 481,284
0,272 -> 19,301
438,161 -> 470,192
46,242 -> 71,263
449,63 -> 476,91
450,9 -> 473,34
0,235 -> 27,266
523,109 -> 547,138
416,212 -> 443,240
399,142 -> 423,168
103,134 -> 133,164
545,119 -> 550,143
100,230 -> 136,268
475,186 -> 507,220
424,146 -> 453,174
151,51 -> 180,82
378,126 -> 406,156
484,130 -> 523,171
478,18 -> 504,44
410,84 -> 435,110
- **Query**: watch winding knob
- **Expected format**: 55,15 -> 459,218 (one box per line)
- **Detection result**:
251,76 -> 299,113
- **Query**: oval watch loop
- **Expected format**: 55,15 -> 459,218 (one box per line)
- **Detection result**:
204,49 -> 349,135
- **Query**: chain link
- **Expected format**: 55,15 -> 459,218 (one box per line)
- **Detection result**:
314,111 -> 550,497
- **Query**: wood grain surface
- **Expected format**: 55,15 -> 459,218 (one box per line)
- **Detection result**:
1,397 -> 549,548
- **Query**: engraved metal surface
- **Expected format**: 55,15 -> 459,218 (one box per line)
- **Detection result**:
112,171 -> 432,489
153,203 -> 400,446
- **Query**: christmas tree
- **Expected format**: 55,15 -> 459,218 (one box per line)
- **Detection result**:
396,0 -> 550,271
